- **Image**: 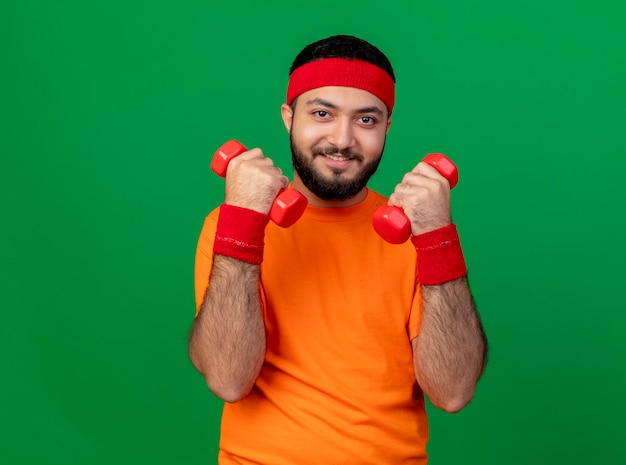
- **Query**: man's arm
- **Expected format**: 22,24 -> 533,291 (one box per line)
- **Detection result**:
188,147 -> 288,403
388,160 -> 488,413
411,277 -> 487,413
188,256 -> 265,403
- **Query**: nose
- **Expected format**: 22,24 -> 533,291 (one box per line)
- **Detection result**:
328,117 -> 355,150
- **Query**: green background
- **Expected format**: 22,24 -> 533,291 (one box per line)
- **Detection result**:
2,0 -> 625,463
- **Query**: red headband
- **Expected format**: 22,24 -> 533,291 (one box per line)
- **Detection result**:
286,58 -> 395,115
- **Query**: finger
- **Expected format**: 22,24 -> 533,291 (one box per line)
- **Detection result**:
230,154 -> 276,175
398,172 -> 441,191
228,148 -> 266,165
387,191 -> 406,208
411,161 -> 449,184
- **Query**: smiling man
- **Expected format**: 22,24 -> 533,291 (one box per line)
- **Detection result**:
189,35 -> 488,465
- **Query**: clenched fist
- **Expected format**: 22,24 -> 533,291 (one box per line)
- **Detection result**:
387,161 -> 452,236
223,148 -> 289,215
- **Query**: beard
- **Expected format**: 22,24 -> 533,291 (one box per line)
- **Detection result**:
290,134 -> 384,201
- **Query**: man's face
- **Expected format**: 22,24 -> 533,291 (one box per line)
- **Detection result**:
282,86 -> 391,202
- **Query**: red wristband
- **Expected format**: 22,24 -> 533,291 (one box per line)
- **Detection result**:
213,204 -> 270,265
411,224 -> 468,285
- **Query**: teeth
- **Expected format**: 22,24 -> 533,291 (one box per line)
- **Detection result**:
325,154 -> 350,162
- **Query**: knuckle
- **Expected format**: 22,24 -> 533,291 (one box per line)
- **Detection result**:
402,172 -> 416,183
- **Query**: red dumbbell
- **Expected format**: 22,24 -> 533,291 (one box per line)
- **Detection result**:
372,153 -> 458,244
212,140 -> 308,228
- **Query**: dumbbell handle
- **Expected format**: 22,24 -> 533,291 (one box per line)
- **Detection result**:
212,140 -> 307,228
372,153 -> 458,244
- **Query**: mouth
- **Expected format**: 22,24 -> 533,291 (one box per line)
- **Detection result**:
317,153 -> 357,171
310,146 -> 363,171
322,153 -> 354,162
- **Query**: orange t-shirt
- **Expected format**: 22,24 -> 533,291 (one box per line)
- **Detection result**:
194,189 -> 428,464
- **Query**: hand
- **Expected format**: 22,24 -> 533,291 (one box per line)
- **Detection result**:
224,148 -> 289,215
388,161 -> 452,236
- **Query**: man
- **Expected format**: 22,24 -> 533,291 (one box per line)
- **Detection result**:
189,35 -> 488,464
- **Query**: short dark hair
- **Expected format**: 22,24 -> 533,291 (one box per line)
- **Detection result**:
289,35 -> 395,82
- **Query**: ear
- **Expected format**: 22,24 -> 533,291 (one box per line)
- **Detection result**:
280,103 -> 293,133
386,118 -> 392,134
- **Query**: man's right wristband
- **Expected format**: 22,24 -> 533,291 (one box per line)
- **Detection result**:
213,204 -> 270,265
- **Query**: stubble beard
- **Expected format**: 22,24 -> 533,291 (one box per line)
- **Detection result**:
290,134 -> 384,201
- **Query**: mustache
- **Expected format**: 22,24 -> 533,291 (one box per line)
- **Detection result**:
311,146 -> 363,161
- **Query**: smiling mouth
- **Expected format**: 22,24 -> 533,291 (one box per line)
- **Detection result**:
322,153 -> 354,162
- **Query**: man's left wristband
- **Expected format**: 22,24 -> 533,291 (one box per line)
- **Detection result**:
213,204 -> 270,265
411,223 -> 468,285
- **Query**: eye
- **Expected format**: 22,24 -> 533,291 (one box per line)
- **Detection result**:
314,110 -> 330,118
358,116 -> 377,126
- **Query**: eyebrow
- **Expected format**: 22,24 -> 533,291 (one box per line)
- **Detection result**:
305,97 -> 384,115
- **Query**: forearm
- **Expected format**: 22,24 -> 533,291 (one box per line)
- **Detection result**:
189,255 -> 266,402
413,276 -> 487,413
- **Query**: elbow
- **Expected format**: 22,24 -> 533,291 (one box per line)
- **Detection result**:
430,388 -> 475,414
188,353 -> 248,402
188,341 -> 262,403
207,380 -> 251,403
438,396 -> 473,414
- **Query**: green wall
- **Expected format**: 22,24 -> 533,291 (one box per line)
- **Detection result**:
2,1 -> 625,463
